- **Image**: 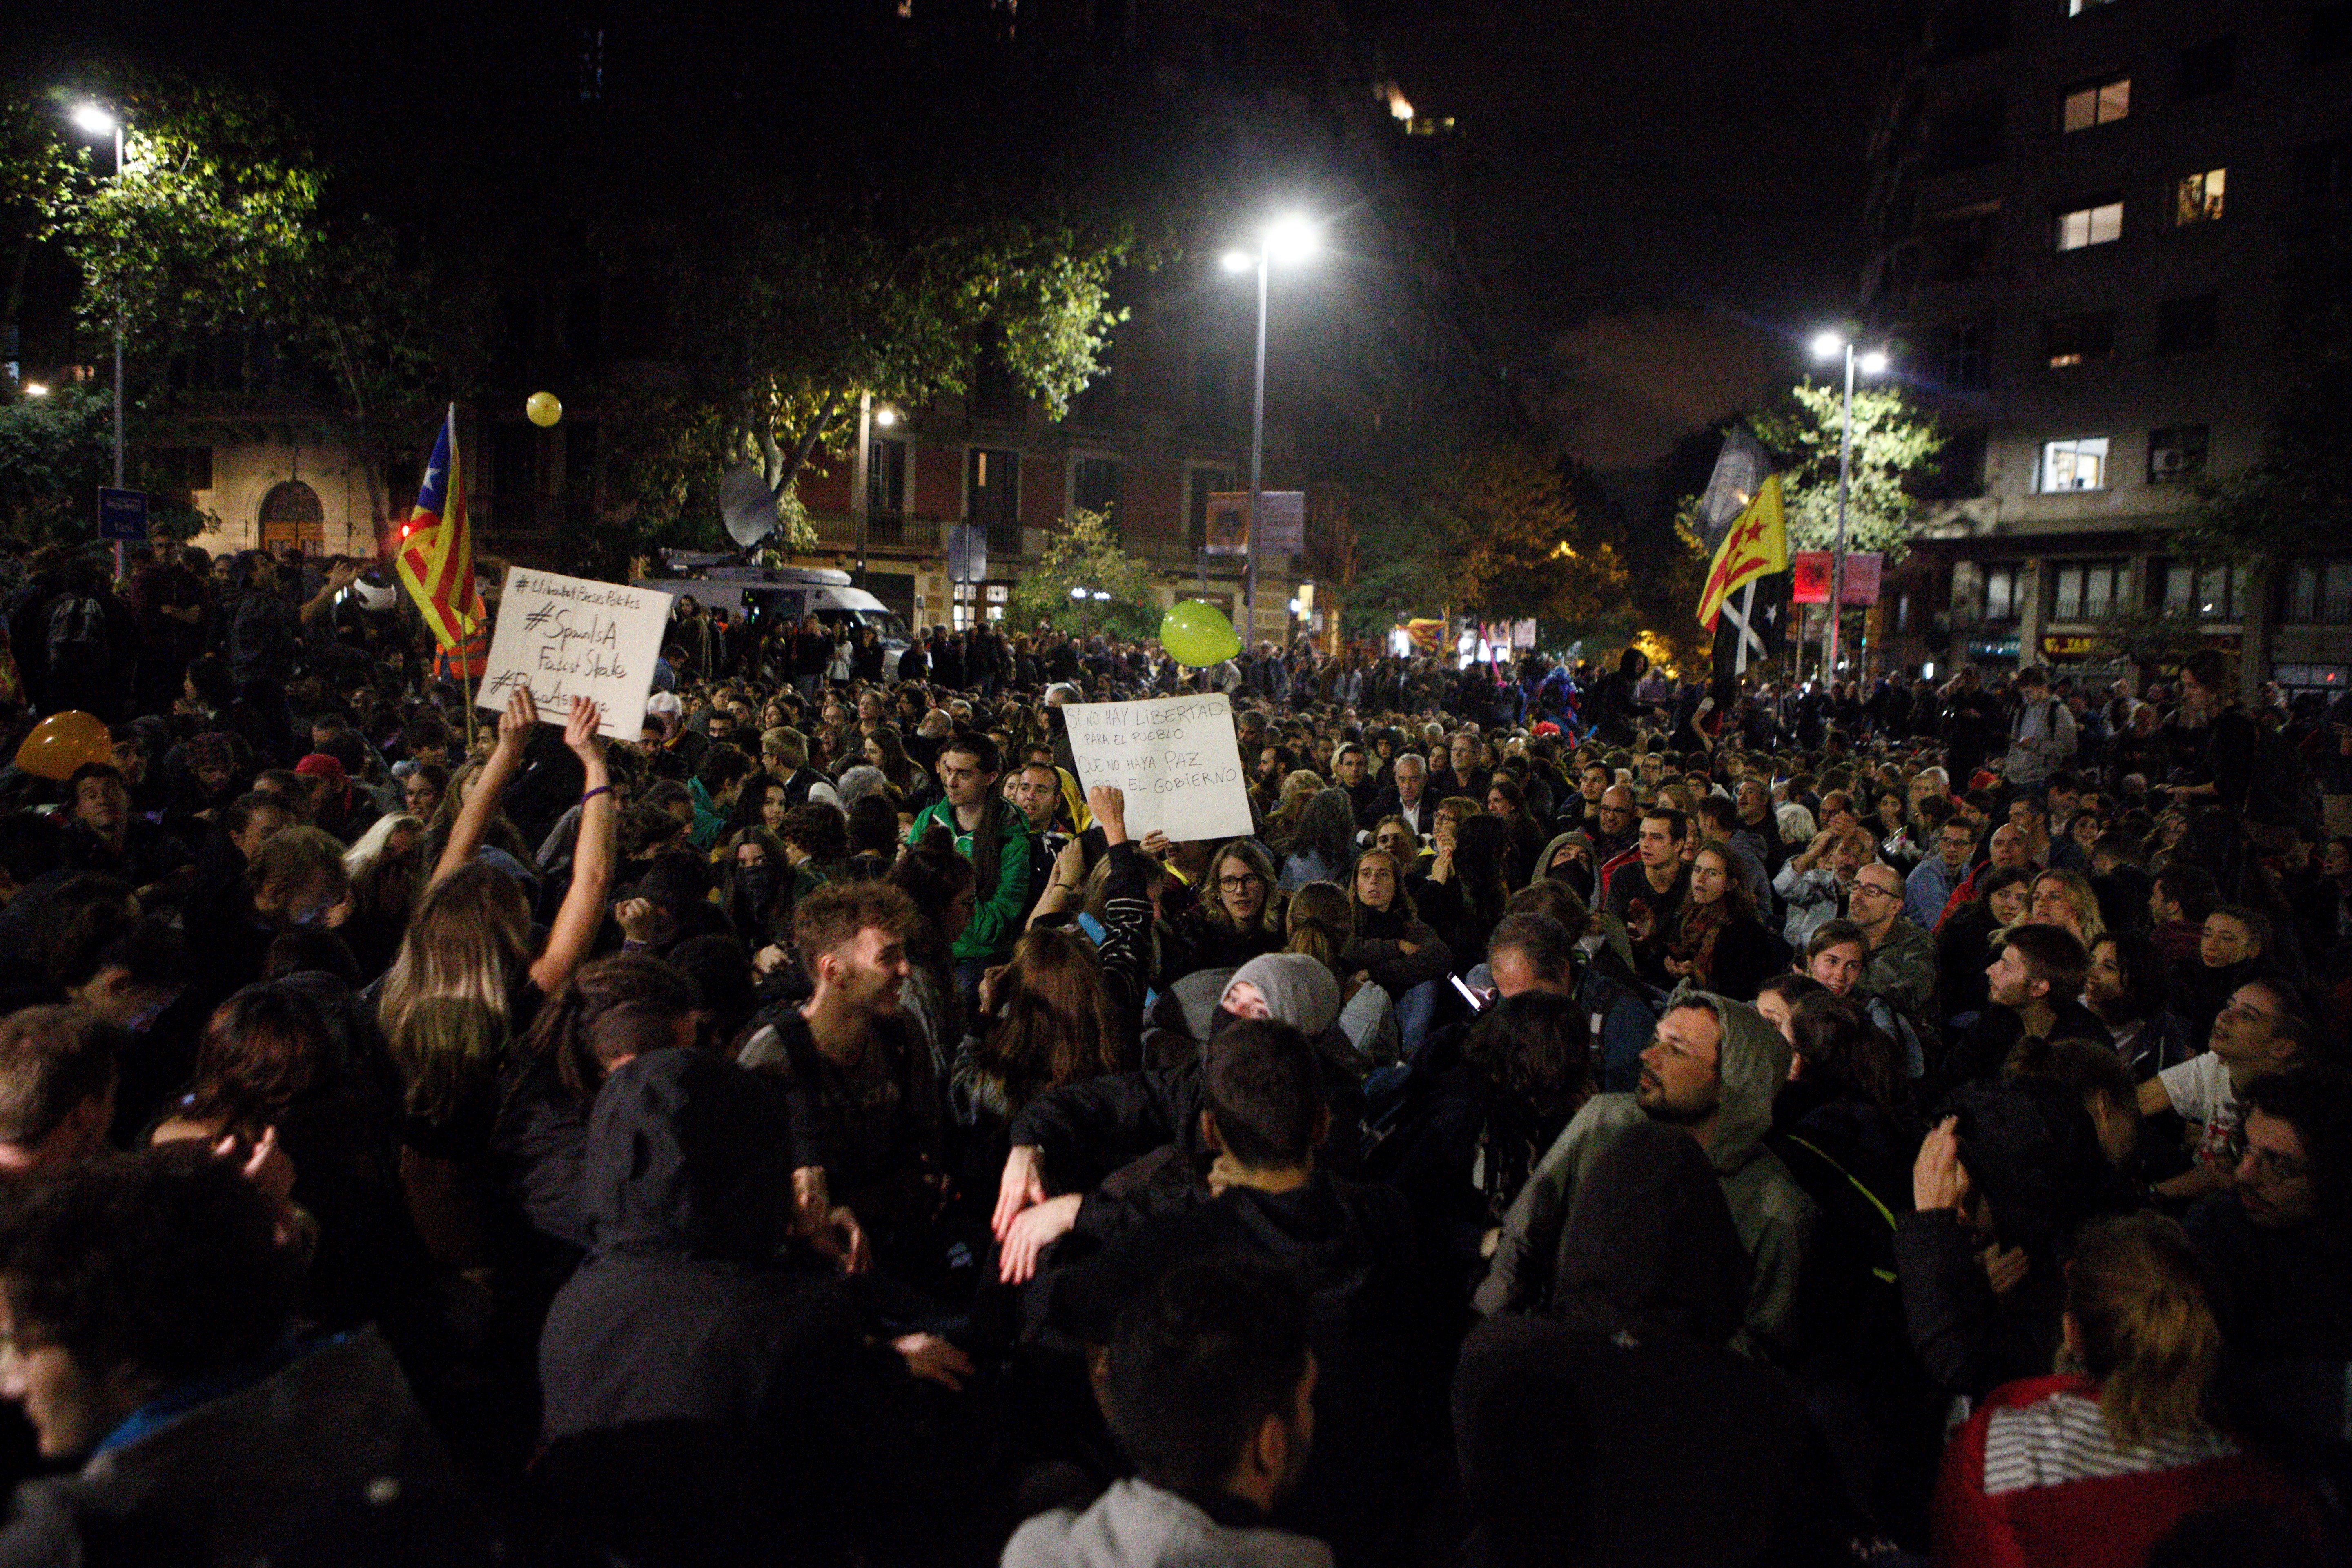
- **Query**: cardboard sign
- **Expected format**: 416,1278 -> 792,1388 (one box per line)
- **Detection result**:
1064,695 -> 1254,842
477,566 -> 673,741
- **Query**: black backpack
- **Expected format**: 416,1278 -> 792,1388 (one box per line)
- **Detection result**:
44,594 -> 107,673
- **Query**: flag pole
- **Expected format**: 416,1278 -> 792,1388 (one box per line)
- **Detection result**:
455,401 -> 481,757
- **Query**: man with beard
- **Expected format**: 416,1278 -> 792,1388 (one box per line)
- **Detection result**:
1475,993 -> 1816,1363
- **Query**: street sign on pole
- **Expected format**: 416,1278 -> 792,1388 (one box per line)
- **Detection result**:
97,487 -> 148,541
947,523 -> 988,584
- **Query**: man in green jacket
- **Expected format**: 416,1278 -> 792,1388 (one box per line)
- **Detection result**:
907,731 -> 1031,1002
1474,990 -> 1816,1364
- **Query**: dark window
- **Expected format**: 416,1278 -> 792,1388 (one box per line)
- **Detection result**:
1933,318 -> 1995,390
1925,91 -> 2005,173
2309,3 -> 2352,63
2043,310 -> 2116,367
1071,456 -> 1121,522
868,437 -> 907,518
1981,561 -> 2023,624
2286,559 -> 2352,624
2175,36 -> 2237,100
968,448 -> 1020,553
1192,345 -> 1236,428
1920,203 -> 2001,282
2160,559 -> 2241,619
1920,428 -> 1988,501
385,454 -> 421,512
2147,424 -> 2210,483
2153,294 -> 2219,354
2294,136 -> 2352,203
1067,353 -> 1117,428
970,332 -> 1023,422
1188,466 -> 1236,550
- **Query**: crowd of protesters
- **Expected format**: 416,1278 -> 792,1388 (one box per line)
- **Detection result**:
0,537 -> 2343,1567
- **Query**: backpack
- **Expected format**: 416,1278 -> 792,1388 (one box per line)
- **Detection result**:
44,594 -> 107,674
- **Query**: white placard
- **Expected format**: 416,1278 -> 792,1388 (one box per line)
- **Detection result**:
1065,695 -> 1254,842
477,566 -> 673,741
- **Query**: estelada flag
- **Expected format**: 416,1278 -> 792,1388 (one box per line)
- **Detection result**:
394,404 -> 483,650
1695,472 -> 1791,631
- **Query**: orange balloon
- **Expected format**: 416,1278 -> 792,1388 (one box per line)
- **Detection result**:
15,711 -> 113,781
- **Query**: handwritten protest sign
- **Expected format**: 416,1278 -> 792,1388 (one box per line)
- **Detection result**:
1064,695 -> 1253,842
477,566 -> 672,741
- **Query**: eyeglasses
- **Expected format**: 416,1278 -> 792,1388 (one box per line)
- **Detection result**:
1851,884 -> 1898,901
1218,873 -> 1264,892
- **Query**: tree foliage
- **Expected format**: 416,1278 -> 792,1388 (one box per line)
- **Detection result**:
1749,379 -> 1947,560
0,385 -> 111,539
1008,510 -> 1161,642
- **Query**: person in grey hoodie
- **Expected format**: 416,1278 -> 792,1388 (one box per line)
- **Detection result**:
1002,1251 -> 1330,1568
1474,989 -> 1817,1363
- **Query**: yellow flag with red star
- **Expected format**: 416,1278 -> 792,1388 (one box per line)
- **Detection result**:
1695,473 -> 1790,631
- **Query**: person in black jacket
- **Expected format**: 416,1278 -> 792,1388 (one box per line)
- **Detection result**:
1454,1121 -> 1846,1568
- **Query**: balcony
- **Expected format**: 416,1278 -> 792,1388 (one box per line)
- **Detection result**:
806,512 -> 942,552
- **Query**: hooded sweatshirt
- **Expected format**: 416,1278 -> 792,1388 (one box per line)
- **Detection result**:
1455,1124 -> 1842,1568
1473,990 -> 1818,1363
539,1048 -> 871,1439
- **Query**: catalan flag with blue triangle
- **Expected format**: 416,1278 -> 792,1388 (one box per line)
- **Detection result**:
393,404 -> 483,650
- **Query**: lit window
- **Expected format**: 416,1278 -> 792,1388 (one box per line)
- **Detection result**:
2172,167 -> 2225,225
2060,76 -> 2131,133
2069,0 -> 2118,13
2055,200 -> 2124,250
2041,437 -> 2110,491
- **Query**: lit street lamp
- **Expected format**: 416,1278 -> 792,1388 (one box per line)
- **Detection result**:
1809,330 -> 1889,681
70,100 -> 128,572
1220,211 -> 1320,661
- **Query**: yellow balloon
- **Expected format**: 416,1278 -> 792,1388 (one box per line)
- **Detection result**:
15,711 -> 113,781
526,391 -> 563,428
1160,600 -> 1240,668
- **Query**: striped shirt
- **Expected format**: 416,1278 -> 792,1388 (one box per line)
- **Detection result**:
1982,1389 -> 2237,1497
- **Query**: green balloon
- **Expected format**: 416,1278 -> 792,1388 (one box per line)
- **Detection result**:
1161,599 -> 1241,667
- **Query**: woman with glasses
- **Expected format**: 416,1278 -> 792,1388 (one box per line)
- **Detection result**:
1169,839 -> 1283,977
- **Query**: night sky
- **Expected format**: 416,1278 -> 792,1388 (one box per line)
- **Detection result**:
1359,0 -> 1911,474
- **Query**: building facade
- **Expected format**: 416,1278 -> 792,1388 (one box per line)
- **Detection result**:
1859,0 -> 2352,694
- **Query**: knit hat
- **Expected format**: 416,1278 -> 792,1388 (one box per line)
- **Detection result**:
1223,954 -> 1341,1036
184,731 -> 238,777
293,753 -> 347,786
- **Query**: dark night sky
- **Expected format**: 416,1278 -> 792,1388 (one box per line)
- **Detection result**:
1359,0 -> 1911,473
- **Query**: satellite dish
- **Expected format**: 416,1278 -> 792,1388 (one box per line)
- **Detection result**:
720,465 -> 780,550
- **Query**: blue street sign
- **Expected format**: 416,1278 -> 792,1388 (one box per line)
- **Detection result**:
97,487 -> 149,541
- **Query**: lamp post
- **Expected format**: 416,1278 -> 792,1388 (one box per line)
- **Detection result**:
1809,331 -> 1889,682
1221,212 -> 1319,668
72,102 -> 127,576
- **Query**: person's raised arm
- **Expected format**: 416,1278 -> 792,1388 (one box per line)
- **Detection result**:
298,561 -> 360,624
430,688 -> 537,890
531,697 -> 614,996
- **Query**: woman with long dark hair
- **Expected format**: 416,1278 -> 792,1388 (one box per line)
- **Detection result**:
1659,842 -> 1778,1001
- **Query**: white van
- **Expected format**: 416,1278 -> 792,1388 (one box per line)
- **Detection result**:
632,555 -> 912,653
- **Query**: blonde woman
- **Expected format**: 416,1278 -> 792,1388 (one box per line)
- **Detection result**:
2027,869 -> 2105,948
378,688 -> 614,1264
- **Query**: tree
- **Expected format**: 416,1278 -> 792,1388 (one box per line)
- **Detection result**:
1748,379 -> 1947,560
0,385 -> 110,539
1007,510 -> 1161,641
2090,606 -> 2209,670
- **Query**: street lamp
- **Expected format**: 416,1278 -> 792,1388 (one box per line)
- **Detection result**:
1810,330 -> 1891,682
1221,210 -> 1321,660
69,100 -> 127,569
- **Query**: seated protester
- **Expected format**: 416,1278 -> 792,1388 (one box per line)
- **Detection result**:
1040,1022 -> 1428,1568
538,1047 -> 970,1568
2172,905 -> 2270,1047
2005,1035 -> 2144,1178
56,764 -> 189,904
1751,971 -> 1829,1042
992,954 -> 1355,1289
1900,1082 -> 2130,1407
907,731 -> 1032,996
1933,1213 -> 2319,1568
1417,815 -> 1513,980
378,690 -> 617,1267
1381,993 -> 1595,1270
0,1007 -> 120,1180
1933,925 -> 2109,1104
1936,824 -> 2043,931
1658,842 -> 1778,1001
2185,1065 -> 2352,1469
2135,977 -> 2314,1208
292,753 -> 380,848
1003,1252 -> 1327,1568
148,984 -> 429,1343
2147,865 -> 2220,969
1532,828 -> 1597,904
2084,932 -> 2197,1082
494,954 -> 706,1261
953,928 -> 1130,1127
0,1146 -> 447,1562
1164,840 -> 1284,983
158,729 -> 256,844
51,914 -> 187,1040
687,746 -> 755,852
1907,815 -> 1977,932
1475,993 -> 1817,1365
738,881 -> 945,1281
774,801 -> 853,901
1454,1124 -> 1844,1568
1340,846 -> 1453,1031
891,836 -> 979,1080
1275,790 -> 1356,894
1605,807 -> 1692,979
1932,865 -> 2034,1029
1282,883 -> 1398,1076
1771,992 -> 1929,1541
1846,861 -> 1939,1075
1772,816 -> 1871,951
